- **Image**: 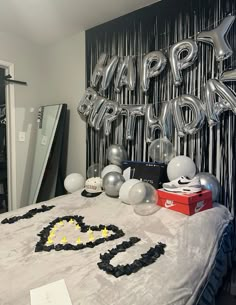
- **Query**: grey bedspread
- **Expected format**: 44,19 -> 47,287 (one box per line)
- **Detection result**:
0,192 -> 232,305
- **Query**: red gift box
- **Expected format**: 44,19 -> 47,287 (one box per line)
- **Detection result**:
157,189 -> 212,215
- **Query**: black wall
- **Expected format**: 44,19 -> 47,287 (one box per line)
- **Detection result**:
85,0 -> 236,213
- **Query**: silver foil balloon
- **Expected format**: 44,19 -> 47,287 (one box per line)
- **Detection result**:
101,55 -> 119,91
145,102 -> 172,142
77,87 -> 98,117
90,53 -> 108,87
90,53 -> 119,91
169,39 -> 198,86
141,51 -> 167,92
103,172 -> 125,198
197,15 -> 235,62
107,144 -> 127,166
172,94 -> 206,136
121,105 -> 145,140
87,95 -> 105,128
114,56 -> 136,92
204,79 -> 236,126
195,172 -> 221,202
220,69 -> 236,82
94,100 -> 120,135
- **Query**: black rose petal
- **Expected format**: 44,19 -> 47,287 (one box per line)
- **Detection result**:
35,244 -> 44,252
75,244 -> 84,250
105,264 -> 114,274
130,237 -> 141,244
90,226 -> 99,231
1,218 -> 9,224
156,245 -> 165,255
43,246 -> 52,252
109,248 -> 118,255
63,244 -> 72,250
55,244 -> 63,251
97,262 -> 107,269
98,224 -> 105,230
86,242 -> 94,248
152,252 -> 160,259
124,264 -> 132,275
114,269 -> 124,278
132,259 -> 143,269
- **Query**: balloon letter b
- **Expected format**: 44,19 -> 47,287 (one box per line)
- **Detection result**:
77,87 -> 98,117
94,100 -> 120,136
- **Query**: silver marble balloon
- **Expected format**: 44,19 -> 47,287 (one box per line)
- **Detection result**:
103,172 -> 125,198
107,144 -> 127,166
195,172 -> 221,202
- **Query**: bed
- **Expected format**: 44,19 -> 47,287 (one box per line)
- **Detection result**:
0,191 -> 234,305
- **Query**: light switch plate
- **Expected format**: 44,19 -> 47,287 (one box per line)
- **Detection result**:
18,131 -> 26,142
41,135 -> 47,146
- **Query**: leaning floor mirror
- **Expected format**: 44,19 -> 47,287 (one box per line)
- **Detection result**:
28,104 -> 68,205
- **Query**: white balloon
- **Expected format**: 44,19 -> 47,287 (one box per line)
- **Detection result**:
101,164 -> 122,178
64,173 -> 85,193
119,179 -> 140,204
167,155 -> 196,181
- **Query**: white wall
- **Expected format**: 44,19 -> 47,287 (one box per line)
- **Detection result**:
46,31 -> 86,178
0,31 -> 86,209
0,32 -> 50,208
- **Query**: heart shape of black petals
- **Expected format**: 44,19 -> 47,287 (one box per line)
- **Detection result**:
97,237 -> 166,277
35,215 -> 125,252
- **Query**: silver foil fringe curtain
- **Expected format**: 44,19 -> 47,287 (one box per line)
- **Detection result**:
85,0 -> 236,217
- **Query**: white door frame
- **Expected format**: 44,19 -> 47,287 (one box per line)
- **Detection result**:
0,60 -> 17,211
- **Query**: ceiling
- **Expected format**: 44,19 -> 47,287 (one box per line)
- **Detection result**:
0,0 -> 161,45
